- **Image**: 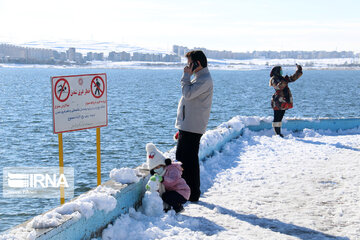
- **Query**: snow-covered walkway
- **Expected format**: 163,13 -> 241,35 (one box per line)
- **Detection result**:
101,128 -> 360,240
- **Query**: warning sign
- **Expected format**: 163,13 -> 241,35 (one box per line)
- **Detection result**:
91,76 -> 105,98
54,79 -> 70,102
51,73 -> 107,134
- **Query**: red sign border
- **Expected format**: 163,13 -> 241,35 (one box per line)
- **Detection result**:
51,73 -> 108,134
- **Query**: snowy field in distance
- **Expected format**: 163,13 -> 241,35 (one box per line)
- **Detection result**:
101,127 -> 360,240
8,39 -> 173,55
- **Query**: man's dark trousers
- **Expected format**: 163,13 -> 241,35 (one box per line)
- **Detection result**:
176,130 -> 202,201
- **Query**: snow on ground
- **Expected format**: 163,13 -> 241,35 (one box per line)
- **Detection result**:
101,128 -> 360,240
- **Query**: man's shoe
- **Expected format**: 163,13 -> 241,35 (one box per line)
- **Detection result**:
174,205 -> 184,213
189,197 -> 199,202
189,191 -> 200,202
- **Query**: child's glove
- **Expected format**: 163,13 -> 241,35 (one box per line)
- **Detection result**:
150,174 -> 163,183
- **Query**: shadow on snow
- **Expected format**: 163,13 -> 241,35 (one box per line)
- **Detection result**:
198,201 -> 350,240
294,138 -> 360,152
177,215 -> 226,236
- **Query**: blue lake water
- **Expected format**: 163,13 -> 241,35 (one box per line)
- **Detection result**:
0,68 -> 359,232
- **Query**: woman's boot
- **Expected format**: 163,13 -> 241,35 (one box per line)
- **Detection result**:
272,122 -> 284,138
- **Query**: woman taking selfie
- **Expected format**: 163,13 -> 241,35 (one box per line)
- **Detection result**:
269,64 -> 303,137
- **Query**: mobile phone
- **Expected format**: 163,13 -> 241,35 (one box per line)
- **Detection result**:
191,61 -> 199,71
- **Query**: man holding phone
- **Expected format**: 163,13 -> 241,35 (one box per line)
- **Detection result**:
175,50 -> 213,202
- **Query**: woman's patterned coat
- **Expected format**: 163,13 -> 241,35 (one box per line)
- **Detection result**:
269,66 -> 303,110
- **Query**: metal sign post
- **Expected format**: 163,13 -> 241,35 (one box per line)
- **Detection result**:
97,128 -> 101,185
58,133 -> 65,204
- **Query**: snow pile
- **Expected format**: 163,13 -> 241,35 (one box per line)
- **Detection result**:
101,208 -> 161,240
29,211 -> 63,229
110,168 -> 139,184
26,186 -> 118,230
0,227 -> 36,240
101,208 -> 212,240
141,192 -> 164,217
99,124 -> 360,240
56,185 -> 117,219
141,175 -> 164,217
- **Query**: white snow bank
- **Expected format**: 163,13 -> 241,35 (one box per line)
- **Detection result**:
0,227 -> 36,240
171,116 -> 270,162
57,185 -> 117,218
100,126 -> 360,240
56,185 -> 117,220
164,116 -> 272,161
110,168 -> 139,184
25,185 -> 118,230
199,116 -> 272,154
29,212 -> 63,229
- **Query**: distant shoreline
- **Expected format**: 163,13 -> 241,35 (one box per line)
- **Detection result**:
1,59 -> 360,71
1,65 -> 359,71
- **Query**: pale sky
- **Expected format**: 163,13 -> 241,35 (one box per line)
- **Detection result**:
0,0 -> 359,52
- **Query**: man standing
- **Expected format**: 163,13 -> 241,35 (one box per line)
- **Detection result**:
175,50 -> 213,202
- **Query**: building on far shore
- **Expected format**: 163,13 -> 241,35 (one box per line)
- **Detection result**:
173,45 -> 357,60
0,44 -> 59,64
108,51 -> 131,61
66,48 -> 76,62
0,43 -> 182,65
2,42 -> 357,66
109,51 -> 180,62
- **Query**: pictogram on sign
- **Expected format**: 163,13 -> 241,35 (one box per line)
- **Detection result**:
55,79 -> 70,102
91,76 -> 105,98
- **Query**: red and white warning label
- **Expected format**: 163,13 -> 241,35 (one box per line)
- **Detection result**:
51,73 -> 108,134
